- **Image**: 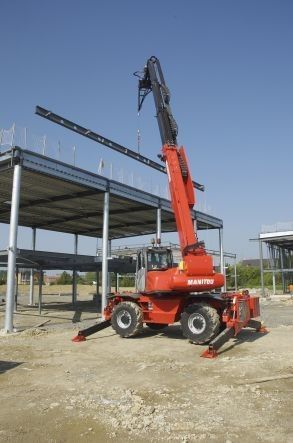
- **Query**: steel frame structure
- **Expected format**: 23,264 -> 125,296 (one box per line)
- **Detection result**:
0,248 -> 136,316
0,146 -> 224,332
35,106 -> 204,191
258,229 -> 293,296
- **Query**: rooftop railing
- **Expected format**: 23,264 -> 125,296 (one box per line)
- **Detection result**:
261,222 -> 293,234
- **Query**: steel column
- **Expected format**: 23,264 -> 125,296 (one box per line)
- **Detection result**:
156,207 -> 161,245
14,268 -> 19,312
234,258 -> 238,291
72,234 -> 78,305
96,271 -> 100,294
115,273 -> 119,292
218,228 -> 225,290
280,247 -> 285,293
108,239 -> 112,293
101,191 -> 110,316
272,272 -> 276,295
29,227 -> 36,305
38,270 -> 43,315
4,163 -> 22,332
259,240 -> 265,297
95,238 -> 100,300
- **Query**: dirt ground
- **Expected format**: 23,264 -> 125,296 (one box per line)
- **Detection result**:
0,287 -> 292,442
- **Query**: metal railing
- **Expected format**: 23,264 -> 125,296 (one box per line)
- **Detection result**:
261,222 -> 293,234
0,124 -> 215,212
0,124 -> 169,198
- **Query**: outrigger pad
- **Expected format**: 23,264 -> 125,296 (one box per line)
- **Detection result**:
201,327 -> 235,359
247,319 -> 269,333
72,333 -> 86,342
200,349 -> 218,359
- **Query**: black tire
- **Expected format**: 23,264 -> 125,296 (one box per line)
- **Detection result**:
146,323 -> 168,331
180,303 -> 220,345
111,301 -> 143,338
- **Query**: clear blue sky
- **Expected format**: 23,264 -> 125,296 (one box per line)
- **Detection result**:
0,0 -> 292,260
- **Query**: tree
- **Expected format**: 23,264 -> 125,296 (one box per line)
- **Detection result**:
84,272 -> 96,284
225,263 -> 282,289
57,271 -> 72,285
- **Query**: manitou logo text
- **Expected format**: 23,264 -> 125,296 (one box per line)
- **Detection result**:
187,278 -> 215,286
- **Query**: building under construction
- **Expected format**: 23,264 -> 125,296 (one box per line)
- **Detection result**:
0,142 -> 225,332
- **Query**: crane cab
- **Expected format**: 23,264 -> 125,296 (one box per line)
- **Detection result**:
136,247 -> 173,292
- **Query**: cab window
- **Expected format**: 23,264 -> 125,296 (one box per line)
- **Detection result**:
147,251 -> 172,270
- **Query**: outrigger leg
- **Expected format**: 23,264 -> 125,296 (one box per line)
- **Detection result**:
201,320 -> 268,359
72,320 -> 111,342
201,327 -> 235,359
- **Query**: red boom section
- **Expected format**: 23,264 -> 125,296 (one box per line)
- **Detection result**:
162,144 -> 198,254
144,143 -> 225,293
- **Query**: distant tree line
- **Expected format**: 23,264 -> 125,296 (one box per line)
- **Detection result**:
0,266 -> 282,289
225,264 -> 281,289
55,271 -> 135,287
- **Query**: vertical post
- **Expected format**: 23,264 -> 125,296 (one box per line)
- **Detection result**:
96,271 -> 100,295
38,270 -> 43,315
223,257 -> 227,291
24,127 -> 27,149
280,247 -> 285,293
42,135 -> 46,156
4,161 -> 22,332
270,245 -> 274,295
234,258 -> 238,291
11,123 -> 16,146
101,191 -> 110,317
108,239 -> 112,293
115,273 -> 119,292
156,207 -> 161,246
259,239 -> 265,297
58,141 -> 61,160
219,228 -> 225,290
272,272 -> 276,295
73,145 -> 76,166
95,238 -> 100,305
72,234 -> 78,305
29,227 -> 36,305
14,267 -> 19,312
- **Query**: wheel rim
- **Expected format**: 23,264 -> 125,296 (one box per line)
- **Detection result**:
188,313 -> 206,334
116,310 -> 132,329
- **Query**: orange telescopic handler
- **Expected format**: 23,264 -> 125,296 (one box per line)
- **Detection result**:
73,57 -> 267,357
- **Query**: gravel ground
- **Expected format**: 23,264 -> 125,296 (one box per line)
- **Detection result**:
0,293 -> 292,442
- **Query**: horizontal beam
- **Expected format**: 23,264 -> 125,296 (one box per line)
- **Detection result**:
79,216 -> 175,236
35,205 -> 151,229
263,268 -> 293,273
1,189 -> 100,217
35,106 -> 204,192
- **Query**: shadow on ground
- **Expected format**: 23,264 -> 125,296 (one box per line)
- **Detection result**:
0,360 -> 23,374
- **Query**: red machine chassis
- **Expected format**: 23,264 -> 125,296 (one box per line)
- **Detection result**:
73,291 -> 267,358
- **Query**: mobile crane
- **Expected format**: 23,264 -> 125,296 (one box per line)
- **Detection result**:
72,56 -> 266,357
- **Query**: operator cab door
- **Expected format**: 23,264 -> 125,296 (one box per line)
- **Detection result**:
136,250 -> 147,292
